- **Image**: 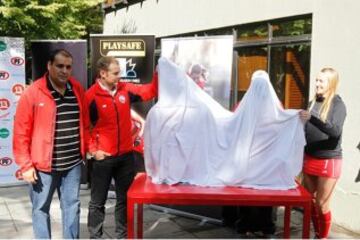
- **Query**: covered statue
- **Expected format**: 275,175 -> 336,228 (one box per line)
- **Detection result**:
144,57 -> 305,190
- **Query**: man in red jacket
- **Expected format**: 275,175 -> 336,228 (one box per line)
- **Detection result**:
13,49 -> 88,239
85,56 -> 157,238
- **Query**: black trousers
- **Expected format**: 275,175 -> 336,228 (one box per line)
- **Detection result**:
87,152 -> 135,239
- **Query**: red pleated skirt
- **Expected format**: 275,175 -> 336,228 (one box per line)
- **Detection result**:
303,154 -> 342,179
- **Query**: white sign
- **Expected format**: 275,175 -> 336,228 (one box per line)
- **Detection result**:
0,37 -> 25,186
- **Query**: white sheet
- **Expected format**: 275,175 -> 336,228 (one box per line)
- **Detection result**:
144,57 -> 305,189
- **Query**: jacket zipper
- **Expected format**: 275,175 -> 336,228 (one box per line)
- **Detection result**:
49,104 -> 56,170
38,83 -> 57,170
112,97 -> 120,155
96,131 -> 99,150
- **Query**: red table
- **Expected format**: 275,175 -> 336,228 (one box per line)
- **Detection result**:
127,173 -> 312,239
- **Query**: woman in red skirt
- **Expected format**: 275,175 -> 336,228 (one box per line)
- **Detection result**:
299,68 -> 346,239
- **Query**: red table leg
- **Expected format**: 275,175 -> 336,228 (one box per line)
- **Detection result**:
302,202 -> 311,239
284,206 -> 291,238
137,203 -> 143,238
127,199 -> 135,239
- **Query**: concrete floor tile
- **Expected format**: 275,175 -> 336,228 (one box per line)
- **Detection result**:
143,207 -> 174,222
0,217 -> 16,229
0,226 -> 26,239
171,215 -> 208,228
0,202 -> 8,216
192,226 -> 239,238
0,185 -> 30,203
290,209 -> 305,225
146,229 -> 196,239
13,219 -> 32,230
170,217 -> 235,238
143,216 -> 191,237
5,201 -> 32,216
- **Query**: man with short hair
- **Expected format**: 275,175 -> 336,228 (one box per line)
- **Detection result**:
86,56 -> 157,238
13,49 -> 88,239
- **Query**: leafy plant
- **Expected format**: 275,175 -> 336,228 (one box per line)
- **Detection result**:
0,0 -> 103,46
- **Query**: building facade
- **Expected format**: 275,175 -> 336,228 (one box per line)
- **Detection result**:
103,0 -> 360,233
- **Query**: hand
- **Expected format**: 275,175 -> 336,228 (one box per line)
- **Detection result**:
299,110 -> 311,123
136,119 -> 145,137
130,109 -> 145,137
22,168 -> 38,184
91,150 -> 111,161
138,125 -> 144,138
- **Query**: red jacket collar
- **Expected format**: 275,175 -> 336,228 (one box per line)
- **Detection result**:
35,73 -> 81,95
94,79 -> 126,96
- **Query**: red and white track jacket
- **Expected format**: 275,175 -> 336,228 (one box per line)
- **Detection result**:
85,73 -> 158,156
13,75 -> 88,173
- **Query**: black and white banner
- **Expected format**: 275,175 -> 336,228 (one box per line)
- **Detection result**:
90,34 -> 155,84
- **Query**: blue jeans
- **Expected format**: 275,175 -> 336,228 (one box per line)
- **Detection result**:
29,164 -> 82,239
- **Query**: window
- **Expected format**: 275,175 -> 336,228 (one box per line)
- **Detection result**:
269,44 -> 310,108
272,18 -> 312,37
233,15 -> 312,109
236,47 -> 268,100
237,23 -> 268,41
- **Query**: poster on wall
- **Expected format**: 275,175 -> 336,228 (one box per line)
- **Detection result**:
0,37 -> 26,186
31,40 -> 88,89
161,35 -> 233,109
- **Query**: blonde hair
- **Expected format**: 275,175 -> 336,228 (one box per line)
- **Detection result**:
309,67 -> 339,121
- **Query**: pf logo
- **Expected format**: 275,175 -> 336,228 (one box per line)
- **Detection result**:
11,57 -> 25,66
15,169 -> 23,180
0,157 -> 13,166
12,84 -> 25,96
0,98 -> 10,111
0,71 -> 10,80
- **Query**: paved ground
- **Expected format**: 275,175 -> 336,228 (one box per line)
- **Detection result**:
1,184 -> 359,239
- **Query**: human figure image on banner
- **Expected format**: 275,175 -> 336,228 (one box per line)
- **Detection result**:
144,57 -> 306,190
161,36 -> 232,109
